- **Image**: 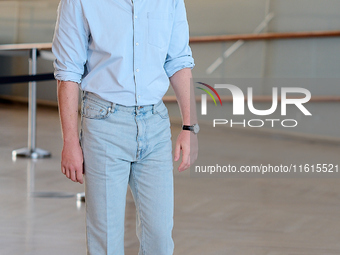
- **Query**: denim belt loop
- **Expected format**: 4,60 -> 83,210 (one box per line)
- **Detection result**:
82,90 -> 87,100
109,102 -> 116,113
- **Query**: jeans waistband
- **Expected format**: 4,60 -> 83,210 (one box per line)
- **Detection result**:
82,91 -> 162,114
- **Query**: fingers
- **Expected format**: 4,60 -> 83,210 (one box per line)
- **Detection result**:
65,167 -> 70,178
70,169 -> 76,182
60,143 -> 84,184
76,166 -> 84,184
176,131 -> 199,172
178,147 -> 190,172
61,164 -> 84,184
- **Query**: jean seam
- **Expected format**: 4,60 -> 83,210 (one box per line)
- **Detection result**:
103,142 -> 110,255
85,196 -> 91,254
80,100 -> 84,143
142,118 -> 149,160
83,115 -> 91,254
131,168 -> 146,255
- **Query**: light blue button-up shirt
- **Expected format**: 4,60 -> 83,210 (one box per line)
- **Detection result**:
52,0 -> 195,106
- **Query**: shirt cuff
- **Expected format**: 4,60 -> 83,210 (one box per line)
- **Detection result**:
164,55 -> 195,78
54,70 -> 82,84
53,59 -> 83,83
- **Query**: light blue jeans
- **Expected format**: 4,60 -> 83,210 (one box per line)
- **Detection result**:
80,91 -> 174,255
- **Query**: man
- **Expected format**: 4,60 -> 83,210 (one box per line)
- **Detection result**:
52,0 -> 198,254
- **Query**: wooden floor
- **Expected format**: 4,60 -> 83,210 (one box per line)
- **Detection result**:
1,102 -> 340,255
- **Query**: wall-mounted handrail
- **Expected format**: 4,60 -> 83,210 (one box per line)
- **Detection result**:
1,30 -> 339,51
1,30 -> 340,51
189,30 -> 340,44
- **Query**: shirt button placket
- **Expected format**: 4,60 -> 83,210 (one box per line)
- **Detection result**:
133,1 -> 139,105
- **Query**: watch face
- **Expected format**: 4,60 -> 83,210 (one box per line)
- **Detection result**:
193,124 -> 200,134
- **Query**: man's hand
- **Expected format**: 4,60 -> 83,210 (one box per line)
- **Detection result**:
174,130 -> 198,172
61,141 -> 84,184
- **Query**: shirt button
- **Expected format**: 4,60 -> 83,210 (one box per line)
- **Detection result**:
136,69 -> 140,72
138,95 -> 141,98
136,42 -> 139,46
135,15 -> 138,19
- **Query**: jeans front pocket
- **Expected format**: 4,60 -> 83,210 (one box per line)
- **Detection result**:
81,97 -> 111,120
155,101 -> 169,119
148,12 -> 173,49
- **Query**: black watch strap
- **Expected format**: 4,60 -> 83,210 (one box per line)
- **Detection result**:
182,125 -> 192,131
182,124 -> 200,134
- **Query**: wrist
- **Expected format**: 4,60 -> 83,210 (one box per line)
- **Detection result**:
63,136 -> 80,146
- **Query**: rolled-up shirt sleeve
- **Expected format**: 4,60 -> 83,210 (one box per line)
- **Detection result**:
164,0 -> 195,78
52,0 -> 89,84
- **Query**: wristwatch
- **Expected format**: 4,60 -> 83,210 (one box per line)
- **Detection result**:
182,124 -> 200,134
